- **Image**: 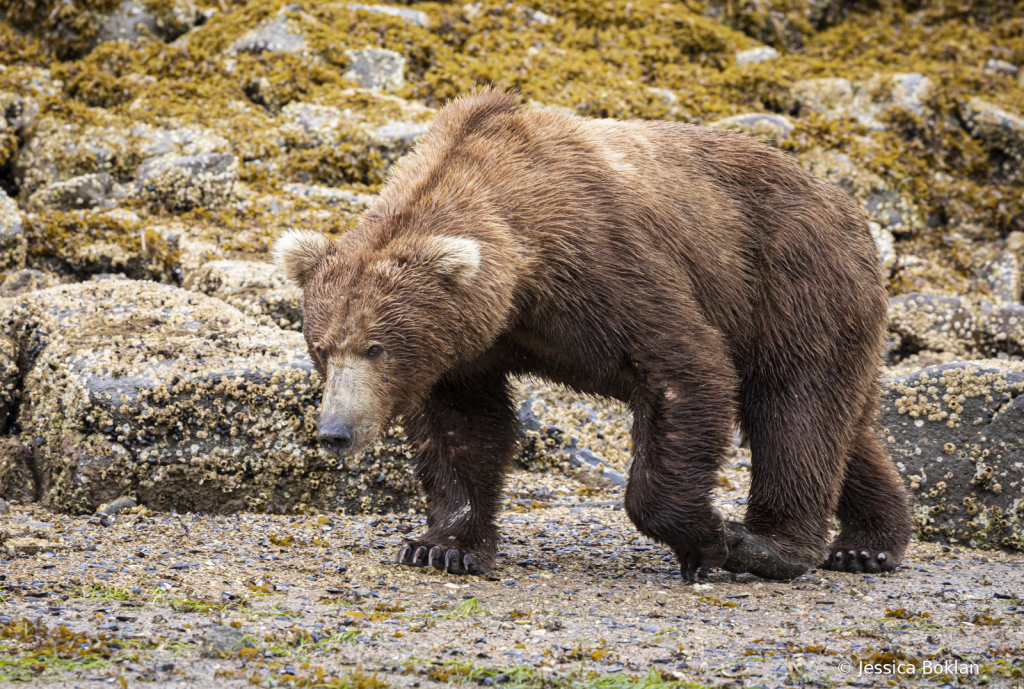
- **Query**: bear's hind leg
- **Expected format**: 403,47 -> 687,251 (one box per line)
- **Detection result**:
397,370 -> 518,576
823,405 -> 911,574
726,372 -> 856,580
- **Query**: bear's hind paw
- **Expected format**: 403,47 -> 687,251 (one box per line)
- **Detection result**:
821,548 -> 898,574
395,542 -> 486,575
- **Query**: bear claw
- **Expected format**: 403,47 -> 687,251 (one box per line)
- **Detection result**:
396,542 -> 486,575
821,548 -> 896,574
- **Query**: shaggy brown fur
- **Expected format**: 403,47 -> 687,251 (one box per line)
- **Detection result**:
276,88 -> 912,581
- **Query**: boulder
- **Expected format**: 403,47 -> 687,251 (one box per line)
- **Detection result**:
0,280 -> 421,515
793,73 -> 932,130
888,293 -> 990,357
201,625 -> 255,657
27,173 -> 125,213
0,191 -> 27,273
283,184 -> 374,211
183,259 -> 304,329
984,59 -> 1019,77
344,48 -> 406,91
869,221 -> 895,272
134,153 -> 239,210
0,270 -> 60,298
880,361 -> 1024,551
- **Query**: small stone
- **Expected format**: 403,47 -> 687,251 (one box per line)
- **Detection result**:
201,625 -> 255,657
984,59 -> 1019,76
0,498 -> 9,515
735,46 -> 779,65
348,3 -> 429,27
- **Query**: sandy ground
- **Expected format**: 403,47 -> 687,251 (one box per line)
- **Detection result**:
2,460 -> 1022,688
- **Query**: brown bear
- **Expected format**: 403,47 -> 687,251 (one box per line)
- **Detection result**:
275,88 -> 912,582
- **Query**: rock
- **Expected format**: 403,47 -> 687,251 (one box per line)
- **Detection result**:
793,73 -> 932,130
888,293 -> 989,357
0,497 -> 8,514
796,148 -> 923,235
228,4 -> 308,54
371,120 -> 429,162
0,90 -> 41,137
349,3 -> 429,27
183,259 -> 304,329
201,625 -> 255,657
0,439 -> 35,503
0,190 -> 26,273
27,173 -> 124,213
984,59 -> 1019,77
96,0 -> 199,44
880,361 -> 1024,552
280,102 -> 353,148
135,153 -> 239,210
869,221 -> 895,272
99,496 -> 137,515
960,99 -> 1024,178
735,46 -> 779,65
518,6 -> 553,25
1,279 -> 421,515
709,113 -> 792,144
344,48 -> 406,91
1,272 -> 63,298
974,250 -> 1020,304
283,184 -> 374,212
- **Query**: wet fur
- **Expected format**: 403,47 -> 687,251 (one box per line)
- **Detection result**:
284,88 -> 913,579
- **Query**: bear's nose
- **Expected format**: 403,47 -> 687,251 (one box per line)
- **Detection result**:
318,423 -> 354,456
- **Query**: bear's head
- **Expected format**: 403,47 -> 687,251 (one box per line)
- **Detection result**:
273,228 -> 484,457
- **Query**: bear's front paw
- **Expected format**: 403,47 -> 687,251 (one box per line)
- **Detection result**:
821,548 -> 899,574
671,508 -> 728,583
395,541 -> 489,575
722,522 -> 809,581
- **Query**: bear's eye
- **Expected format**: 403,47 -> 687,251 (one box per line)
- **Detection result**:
366,344 -> 383,358
315,346 -> 326,359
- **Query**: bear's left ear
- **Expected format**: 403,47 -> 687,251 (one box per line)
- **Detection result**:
404,236 -> 481,286
273,229 -> 335,288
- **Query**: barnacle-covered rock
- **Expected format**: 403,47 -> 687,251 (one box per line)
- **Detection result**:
792,73 -> 932,130
709,113 -> 792,145
344,48 -> 405,91
880,361 -> 1024,552
960,99 -> 1024,181
228,3 -> 309,55
134,153 -> 239,210
183,259 -> 304,329
0,279 -> 421,515
96,0 -> 200,44
888,293 -> 991,357
27,172 -> 125,212
0,190 -> 27,274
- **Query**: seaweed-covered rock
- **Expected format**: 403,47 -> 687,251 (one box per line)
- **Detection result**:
183,259 -> 304,329
228,3 -> 308,55
793,73 -> 932,130
880,361 -> 1024,551
870,222 -> 895,272
0,190 -> 27,273
344,48 -> 405,91
1,279 -> 421,515
960,99 -> 1024,180
283,183 -> 374,211
27,172 -> 124,212
0,439 -> 35,503
134,153 -> 239,209
96,0 -> 199,44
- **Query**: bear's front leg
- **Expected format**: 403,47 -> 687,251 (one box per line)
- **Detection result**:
624,343 -> 737,583
396,371 -> 518,576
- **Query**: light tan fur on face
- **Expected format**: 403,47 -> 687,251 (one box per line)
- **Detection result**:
319,356 -> 384,458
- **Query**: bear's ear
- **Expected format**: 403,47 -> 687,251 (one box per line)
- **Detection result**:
418,236 -> 481,286
273,229 -> 334,288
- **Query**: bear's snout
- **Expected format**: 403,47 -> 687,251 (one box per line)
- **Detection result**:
318,421 -> 355,456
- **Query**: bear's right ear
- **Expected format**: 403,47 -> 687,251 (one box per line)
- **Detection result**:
273,230 -> 334,288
